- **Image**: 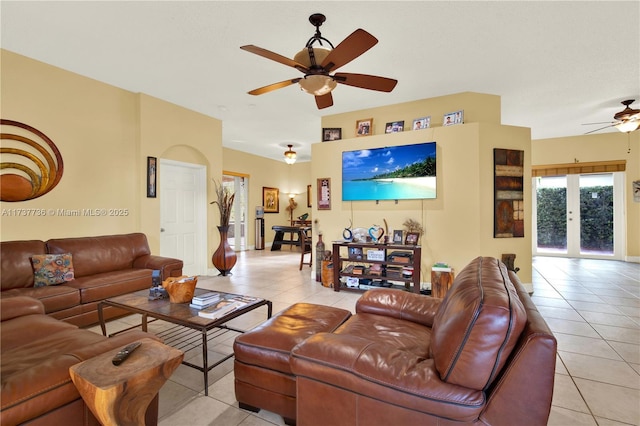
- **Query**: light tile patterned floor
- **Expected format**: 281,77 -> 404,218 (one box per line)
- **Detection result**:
91,251 -> 640,425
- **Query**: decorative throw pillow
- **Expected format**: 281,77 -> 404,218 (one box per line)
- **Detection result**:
31,253 -> 75,287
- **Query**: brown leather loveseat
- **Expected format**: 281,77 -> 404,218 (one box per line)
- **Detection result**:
1,233 -> 183,327
290,257 -> 557,425
0,296 -> 160,426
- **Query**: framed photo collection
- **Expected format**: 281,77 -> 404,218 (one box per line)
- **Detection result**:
412,116 -> 430,130
322,128 -> 342,141
385,121 -> 404,133
356,118 -> 373,137
443,110 -> 464,126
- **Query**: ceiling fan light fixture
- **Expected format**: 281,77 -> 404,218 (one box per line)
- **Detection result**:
298,75 -> 337,96
284,144 -> 297,164
615,120 -> 640,133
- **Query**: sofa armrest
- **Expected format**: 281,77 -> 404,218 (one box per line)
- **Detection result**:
133,255 -> 183,280
356,289 -> 442,327
1,296 -> 45,321
291,332 -> 484,421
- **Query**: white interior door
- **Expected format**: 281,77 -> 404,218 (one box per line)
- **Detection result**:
160,159 -> 207,275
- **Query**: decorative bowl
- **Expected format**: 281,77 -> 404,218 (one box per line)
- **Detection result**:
162,276 -> 198,303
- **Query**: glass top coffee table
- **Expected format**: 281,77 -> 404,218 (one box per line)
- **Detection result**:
98,288 -> 272,395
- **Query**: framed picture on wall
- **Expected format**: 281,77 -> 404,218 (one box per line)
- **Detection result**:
262,187 -> 279,213
322,128 -> 342,141
385,121 -> 404,133
412,116 -> 430,130
356,118 -> 373,137
317,178 -> 331,210
147,156 -> 157,198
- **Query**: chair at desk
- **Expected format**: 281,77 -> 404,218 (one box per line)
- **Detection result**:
299,230 -> 312,270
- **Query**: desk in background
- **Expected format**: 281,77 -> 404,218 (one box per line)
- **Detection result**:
271,225 -> 311,251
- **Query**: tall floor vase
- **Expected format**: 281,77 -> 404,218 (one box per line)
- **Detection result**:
212,225 -> 237,276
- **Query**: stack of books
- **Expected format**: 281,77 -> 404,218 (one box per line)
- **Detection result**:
189,292 -> 221,309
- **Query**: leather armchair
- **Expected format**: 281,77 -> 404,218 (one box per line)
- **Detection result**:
290,257 -> 557,425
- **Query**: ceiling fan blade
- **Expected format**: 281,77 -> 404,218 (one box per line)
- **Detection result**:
582,121 -> 614,125
320,29 -> 378,72
240,45 -> 309,73
248,78 -> 301,96
334,73 -> 398,92
584,123 -> 615,134
315,92 -> 333,109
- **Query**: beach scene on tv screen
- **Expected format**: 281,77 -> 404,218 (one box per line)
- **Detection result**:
342,142 -> 436,201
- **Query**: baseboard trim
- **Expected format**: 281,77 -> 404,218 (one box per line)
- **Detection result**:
625,256 -> 640,263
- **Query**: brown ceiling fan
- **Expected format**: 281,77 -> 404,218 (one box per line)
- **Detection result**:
584,99 -> 640,134
240,13 -> 398,109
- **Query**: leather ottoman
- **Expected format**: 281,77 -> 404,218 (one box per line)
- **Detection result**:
233,303 -> 351,425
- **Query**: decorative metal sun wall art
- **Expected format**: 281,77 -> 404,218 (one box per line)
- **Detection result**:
0,119 -> 64,202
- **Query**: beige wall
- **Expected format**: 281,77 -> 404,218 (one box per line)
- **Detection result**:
532,132 -> 640,260
0,50 -> 223,264
315,93 -> 532,287
222,148 -> 312,246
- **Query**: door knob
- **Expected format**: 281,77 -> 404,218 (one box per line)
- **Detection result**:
160,228 -> 165,232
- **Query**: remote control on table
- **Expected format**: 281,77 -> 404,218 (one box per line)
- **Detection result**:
112,341 -> 142,366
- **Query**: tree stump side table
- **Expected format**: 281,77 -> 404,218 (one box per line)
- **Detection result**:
69,338 -> 183,426
431,268 -> 455,299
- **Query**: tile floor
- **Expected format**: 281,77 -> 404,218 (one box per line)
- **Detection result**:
90,251 -> 640,425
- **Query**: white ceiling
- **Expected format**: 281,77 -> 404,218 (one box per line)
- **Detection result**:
1,1 -> 639,162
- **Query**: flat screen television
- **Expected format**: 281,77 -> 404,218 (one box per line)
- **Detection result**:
342,142 -> 436,201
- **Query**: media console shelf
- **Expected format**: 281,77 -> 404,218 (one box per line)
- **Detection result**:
332,242 -> 422,293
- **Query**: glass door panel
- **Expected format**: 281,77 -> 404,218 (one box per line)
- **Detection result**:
536,176 -> 567,254
579,174 -> 613,256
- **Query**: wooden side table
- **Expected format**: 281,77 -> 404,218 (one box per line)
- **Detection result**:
431,268 -> 455,299
69,338 -> 183,426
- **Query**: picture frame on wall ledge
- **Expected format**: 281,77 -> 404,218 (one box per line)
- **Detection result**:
385,121 -> 404,133
412,117 -> 430,130
322,128 -> 342,141
443,110 -> 464,126
147,156 -> 157,198
262,186 -> 279,213
356,118 -> 373,137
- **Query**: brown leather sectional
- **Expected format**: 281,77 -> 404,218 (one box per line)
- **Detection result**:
0,233 -> 183,327
235,256 -> 557,425
0,296 -> 160,426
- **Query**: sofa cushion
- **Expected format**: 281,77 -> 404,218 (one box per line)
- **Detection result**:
430,257 -> 527,391
63,268 -> 151,303
31,253 -> 75,287
1,286 -> 80,314
1,240 -> 46,290
47,233 -> 151,278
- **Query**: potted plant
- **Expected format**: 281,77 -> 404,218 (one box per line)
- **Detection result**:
210,180 -> 237,275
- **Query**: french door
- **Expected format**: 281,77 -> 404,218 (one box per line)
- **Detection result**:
223,173 -> 248,251
533,172 -> 624,259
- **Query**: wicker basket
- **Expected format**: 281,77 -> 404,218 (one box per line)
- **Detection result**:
162,276 -> 198,303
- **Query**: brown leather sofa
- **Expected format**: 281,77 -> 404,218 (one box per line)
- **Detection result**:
289,257 -> 557,425
1,233 -> 183,327
0,296 -> 160,426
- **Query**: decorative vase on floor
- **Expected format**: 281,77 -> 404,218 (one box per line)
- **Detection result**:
315,233 -> 324,282
212,225 -> 237,276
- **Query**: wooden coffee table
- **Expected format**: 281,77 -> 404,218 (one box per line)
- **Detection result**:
98,288 -> 272,395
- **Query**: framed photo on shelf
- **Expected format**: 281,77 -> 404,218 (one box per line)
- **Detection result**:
348,246 -> 363,260
412,116 -> 430,130
262,187 -> 279,213
443,110 -> 464,126
385,121 -> 404,133
356,118 -> 373,137
393,230 -> 403,244
317,178 -> 331,210
146,156 -> 157,198
322,128 -> 342,141
405,232 -> 420,245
